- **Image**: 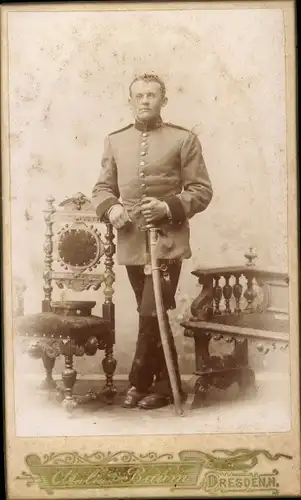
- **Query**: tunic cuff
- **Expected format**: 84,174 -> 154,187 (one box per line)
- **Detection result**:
163,196 -> 186,224
96,197 -> 120,221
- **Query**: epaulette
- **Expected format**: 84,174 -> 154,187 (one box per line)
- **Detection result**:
109,124 -> 133,136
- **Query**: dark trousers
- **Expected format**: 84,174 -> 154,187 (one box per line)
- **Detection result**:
125,261 -> 183,397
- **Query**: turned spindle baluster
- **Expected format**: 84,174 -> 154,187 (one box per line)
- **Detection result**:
243,248 -> 258,312
42,196 -> 55,312
233,274 -> 243,313
103,223 -> 116,308
223,275 -> 232,314
102,223 -> 117,401
39,196 -> 57,391
213,276 -> 222,315
244,274 -> 257,311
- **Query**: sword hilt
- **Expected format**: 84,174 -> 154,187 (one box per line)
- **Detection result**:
140,195 -> 161,233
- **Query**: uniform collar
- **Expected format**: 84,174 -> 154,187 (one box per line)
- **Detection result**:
134,116 -> 163,132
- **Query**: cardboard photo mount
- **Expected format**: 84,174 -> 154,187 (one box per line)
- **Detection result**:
1,1 -> 299,498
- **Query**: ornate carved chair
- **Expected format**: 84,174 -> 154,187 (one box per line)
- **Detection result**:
181,248 -> 290,409
14,192 -> 117,411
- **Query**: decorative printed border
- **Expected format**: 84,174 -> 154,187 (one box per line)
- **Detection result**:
16,448 -> 292,495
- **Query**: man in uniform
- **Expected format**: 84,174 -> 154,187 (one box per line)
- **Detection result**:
92,73 -> 213,410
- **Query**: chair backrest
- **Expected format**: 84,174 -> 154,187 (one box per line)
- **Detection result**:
42,192 -> 116,333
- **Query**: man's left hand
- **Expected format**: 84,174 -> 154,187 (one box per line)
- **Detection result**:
141,197 -> 169,223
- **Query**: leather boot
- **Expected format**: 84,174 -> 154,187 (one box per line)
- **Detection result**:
138,391 -> 188,410
122,386 -> 147,408
137,393 -> 171,410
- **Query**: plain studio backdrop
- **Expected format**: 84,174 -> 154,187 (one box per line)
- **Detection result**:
8,7 -> 288,376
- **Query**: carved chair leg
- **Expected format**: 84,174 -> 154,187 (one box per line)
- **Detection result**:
61,340 -> 77,412
40,353 -> 57,390
191,375 -> 210,410
234,338 -> 257,397
238,367 -> 257,397
194,333 -> 211,372
102,344 -> 117,404
234,339 -> 249,368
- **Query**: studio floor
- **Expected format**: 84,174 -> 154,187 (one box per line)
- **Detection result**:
13,371 -> 292,437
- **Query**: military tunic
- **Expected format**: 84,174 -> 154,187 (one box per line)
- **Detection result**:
91,116 -> 213,397
92,117 -> 213,265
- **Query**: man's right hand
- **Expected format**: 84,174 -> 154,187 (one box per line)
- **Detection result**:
107,204 -> 131,229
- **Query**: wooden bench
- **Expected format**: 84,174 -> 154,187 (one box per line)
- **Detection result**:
181,248 -> 289,409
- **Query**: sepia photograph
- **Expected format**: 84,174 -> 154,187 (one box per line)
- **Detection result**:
2,1 -> 299,498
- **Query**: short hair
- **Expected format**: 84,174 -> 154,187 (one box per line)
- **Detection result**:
129,73 -> 166,98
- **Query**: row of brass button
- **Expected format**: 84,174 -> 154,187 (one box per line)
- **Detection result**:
140,132 -> 149,193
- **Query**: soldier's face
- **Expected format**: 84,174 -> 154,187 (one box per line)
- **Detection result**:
129,81 -> 167,122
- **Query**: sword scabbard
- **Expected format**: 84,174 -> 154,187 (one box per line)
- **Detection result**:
146,224 -> 184,416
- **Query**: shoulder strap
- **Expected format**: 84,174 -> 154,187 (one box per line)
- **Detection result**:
165,122 -> 191,133
109,124 -> 133,136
